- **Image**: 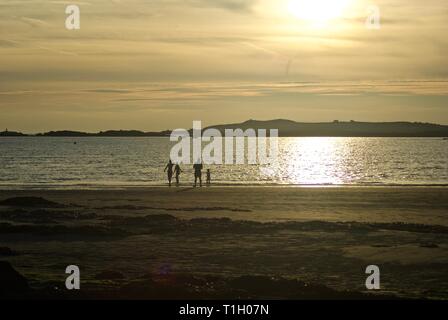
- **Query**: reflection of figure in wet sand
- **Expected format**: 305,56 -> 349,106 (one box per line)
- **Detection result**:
206,169 -> 211,186
193,161 -> 203,187
174,164 -> 182,186
164,160 -> 174,187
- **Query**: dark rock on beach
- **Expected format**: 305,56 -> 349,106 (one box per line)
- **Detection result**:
0,208 -> 96,223
420,243 -> 439,248
95,270 -> 126,280
0,247 -> 18,256
0,222 -> 129,240
111,274 -> 392,300
228,275 -> 355,299
0,261 -> 29,296
0,197 -> 65,208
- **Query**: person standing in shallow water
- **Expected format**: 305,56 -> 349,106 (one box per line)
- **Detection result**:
206,169 -> 211,186
193,161 -> 203,187
164,160 -> 174,187
174,163 -> 182,186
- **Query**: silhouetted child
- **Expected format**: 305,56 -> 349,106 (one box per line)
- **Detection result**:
206,169 -> 211,186
174,164 -> 182,186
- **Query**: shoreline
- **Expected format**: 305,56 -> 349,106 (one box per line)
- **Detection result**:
1,184 -> 448,191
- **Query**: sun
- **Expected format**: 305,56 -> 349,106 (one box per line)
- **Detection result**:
287,0 -> 350,26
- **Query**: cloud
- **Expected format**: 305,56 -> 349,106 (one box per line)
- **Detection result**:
4,80 -> 446,100
186,0 -> 258,12
0,39 -> 20,47
19,16 -> 51,27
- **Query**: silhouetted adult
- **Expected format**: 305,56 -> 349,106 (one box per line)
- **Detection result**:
164,160 -> 174,187
174,164 -> 182,186
193,161 -> 203,187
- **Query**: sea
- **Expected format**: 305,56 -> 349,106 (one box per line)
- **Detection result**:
0,137 -> 447,188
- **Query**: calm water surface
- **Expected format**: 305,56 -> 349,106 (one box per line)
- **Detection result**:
0,137 -> 447,188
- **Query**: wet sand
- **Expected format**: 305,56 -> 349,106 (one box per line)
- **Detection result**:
1,186 -> 447,224
0,186 -> 447,299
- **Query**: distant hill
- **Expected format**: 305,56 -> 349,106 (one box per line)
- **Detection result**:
36,130 -> 92,137
0,130 -> 28,137
205,119 -> 448,137
35,130 -> 171,137
2,120 -> 448,137
96,130 -> 171,137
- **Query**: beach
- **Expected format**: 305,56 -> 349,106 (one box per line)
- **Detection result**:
1,186 -> 447,299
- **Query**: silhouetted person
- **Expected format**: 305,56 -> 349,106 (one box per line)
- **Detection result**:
164,160 -> 174,186
206,169 -> 211,186
193,161 -> 203,187
174,164 -> 182,186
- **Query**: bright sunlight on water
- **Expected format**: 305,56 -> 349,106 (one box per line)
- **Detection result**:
0,137 -> 447,188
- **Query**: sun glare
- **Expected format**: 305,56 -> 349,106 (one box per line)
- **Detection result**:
287,0 -> 350,26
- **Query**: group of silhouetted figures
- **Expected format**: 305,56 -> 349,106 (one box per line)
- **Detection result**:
164,160 -> 211,187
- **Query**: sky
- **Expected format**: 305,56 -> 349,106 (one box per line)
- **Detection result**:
1,0 -> 448,132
